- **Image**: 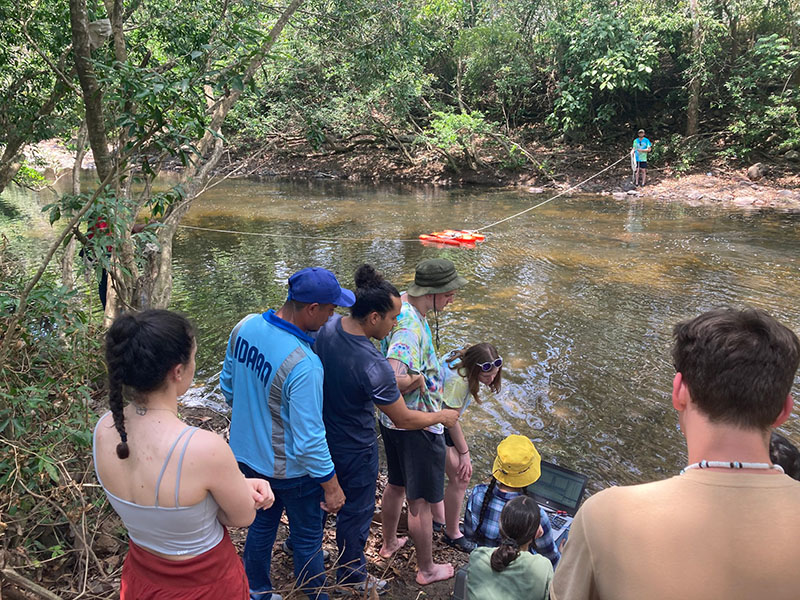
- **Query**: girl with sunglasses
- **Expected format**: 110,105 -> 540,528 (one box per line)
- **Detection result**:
432,343 -> 503,552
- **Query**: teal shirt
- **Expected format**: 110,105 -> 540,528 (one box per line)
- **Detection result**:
466,546 -> 553,600
633,137 -> 651,162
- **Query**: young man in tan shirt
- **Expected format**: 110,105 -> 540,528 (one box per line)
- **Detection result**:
552,307 -> 800,600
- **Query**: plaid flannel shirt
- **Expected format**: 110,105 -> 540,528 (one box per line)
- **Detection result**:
463,482 -> 561,569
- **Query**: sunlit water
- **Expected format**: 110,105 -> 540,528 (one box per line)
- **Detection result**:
6,179 -> 800,492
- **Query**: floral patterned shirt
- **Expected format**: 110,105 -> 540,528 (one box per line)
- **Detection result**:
379,300 -> 444,433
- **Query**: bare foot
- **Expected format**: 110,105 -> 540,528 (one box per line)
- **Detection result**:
379,536 -> 407,559
416,562 -> 454,585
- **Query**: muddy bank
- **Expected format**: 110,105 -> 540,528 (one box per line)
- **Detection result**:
24,138 -> 800,210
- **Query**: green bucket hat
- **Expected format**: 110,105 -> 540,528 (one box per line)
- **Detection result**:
407,258 -> 467,297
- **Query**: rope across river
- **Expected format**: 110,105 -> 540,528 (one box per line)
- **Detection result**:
178,153 -> 630,243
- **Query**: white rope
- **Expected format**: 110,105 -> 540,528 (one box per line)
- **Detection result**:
178,154 -> 630,242
178,224 -> 421,243
474,153 -> 630,232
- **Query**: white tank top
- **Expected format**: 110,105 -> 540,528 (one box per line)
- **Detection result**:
93,413 -> 224,556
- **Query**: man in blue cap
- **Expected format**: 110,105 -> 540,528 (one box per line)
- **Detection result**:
221,267 -> 354,600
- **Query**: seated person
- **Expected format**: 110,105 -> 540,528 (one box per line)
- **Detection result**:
770,432 -> 800,480
464,435 -> 560,568
467,495 -> 553,600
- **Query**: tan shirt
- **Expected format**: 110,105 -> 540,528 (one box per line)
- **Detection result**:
552,470 -> 800,600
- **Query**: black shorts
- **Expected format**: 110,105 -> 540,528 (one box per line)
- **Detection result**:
444,428 -> 454,447
637,161 -> 648,169
380,424 -> 445,503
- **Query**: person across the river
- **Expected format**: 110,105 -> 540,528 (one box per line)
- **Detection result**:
632,129 -> 652,187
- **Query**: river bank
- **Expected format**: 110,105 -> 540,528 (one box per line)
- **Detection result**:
23,138 -> 800,211
6,148 -> 800,599
0,403 -> 467,600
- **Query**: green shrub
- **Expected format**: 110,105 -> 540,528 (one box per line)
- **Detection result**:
0,240 -> 107,579
723,35 -> 800,157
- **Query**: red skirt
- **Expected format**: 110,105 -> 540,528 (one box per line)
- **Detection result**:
120,528 -> 248,600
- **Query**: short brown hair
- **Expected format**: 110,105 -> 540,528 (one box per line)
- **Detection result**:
672,307 -> 800,430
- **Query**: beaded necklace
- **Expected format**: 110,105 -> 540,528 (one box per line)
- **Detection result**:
681,459 -> 784,475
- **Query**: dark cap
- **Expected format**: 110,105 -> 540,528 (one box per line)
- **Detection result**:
407,258 -> 467,297
287,267 -> 355,306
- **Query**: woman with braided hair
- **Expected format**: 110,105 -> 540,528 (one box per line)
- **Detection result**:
466,495 -> 553,600
463,435 -> 561,569
93,309 -> 274,599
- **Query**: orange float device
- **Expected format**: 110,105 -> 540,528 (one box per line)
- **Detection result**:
418,230 -> 486,247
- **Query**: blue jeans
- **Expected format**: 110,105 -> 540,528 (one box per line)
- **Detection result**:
238,463 -> 328,600
331,444 -> 379,585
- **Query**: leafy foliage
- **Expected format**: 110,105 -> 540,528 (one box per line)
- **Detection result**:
723,35 -> 800,157
0,238 -> 107,576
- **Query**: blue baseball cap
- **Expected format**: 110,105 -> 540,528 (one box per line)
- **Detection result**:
287,267 -> 355,307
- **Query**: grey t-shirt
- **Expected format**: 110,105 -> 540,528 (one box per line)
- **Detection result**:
315,314 -> 400,452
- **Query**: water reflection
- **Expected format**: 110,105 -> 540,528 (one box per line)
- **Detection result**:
5,179 -> 799,492
163,180 -> 800,491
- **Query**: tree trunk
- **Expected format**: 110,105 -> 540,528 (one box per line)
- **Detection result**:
61,121 -> 89,290
69,0 -> 114,182
67,0 -> 304,315
140,0 -> 305,310
686,0 -> 702,136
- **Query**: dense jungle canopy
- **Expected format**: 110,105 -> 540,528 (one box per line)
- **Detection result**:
0,0 -> 799,596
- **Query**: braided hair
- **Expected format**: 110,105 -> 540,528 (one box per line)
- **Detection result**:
104,310 -> 194,459
474,478 -> 497,545
490,495 -> 542,572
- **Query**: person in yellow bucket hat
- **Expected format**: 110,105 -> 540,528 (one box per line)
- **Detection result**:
463,435 -> 561,568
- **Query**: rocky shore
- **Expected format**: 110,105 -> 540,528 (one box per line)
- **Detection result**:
23,139 -> 800,211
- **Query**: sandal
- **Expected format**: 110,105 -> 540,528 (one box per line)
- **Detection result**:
442,533 -> 476,553
432,521 -> 445,533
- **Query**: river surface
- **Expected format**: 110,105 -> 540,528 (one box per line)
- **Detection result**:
5,179 -> 800,492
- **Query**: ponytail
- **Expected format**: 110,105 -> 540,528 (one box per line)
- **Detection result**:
351,264 -> 400,320
489,495 -> 542,572
490,538 -> 520,573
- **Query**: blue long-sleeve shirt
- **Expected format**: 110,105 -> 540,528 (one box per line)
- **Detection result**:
221,310 -> 335,482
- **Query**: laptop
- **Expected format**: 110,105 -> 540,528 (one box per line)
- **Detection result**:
526,460 -> 588,546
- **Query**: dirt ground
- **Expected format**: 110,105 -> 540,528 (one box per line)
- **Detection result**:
24,138 -> 800,211
191,407 -> 471,600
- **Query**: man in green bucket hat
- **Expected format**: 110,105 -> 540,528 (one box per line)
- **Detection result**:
378,258 -> 467,585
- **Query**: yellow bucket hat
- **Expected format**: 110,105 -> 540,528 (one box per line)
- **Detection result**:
492,435 -> 541,488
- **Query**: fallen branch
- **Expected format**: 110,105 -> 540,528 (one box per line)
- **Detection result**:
2,567 -> 65,600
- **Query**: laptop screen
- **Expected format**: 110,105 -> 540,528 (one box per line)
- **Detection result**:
527,461 -> 588,515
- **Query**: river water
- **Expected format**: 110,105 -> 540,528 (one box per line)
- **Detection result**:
5,179 -> 800,492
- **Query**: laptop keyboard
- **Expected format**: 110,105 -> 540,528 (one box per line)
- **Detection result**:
550,515 -> 568,529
